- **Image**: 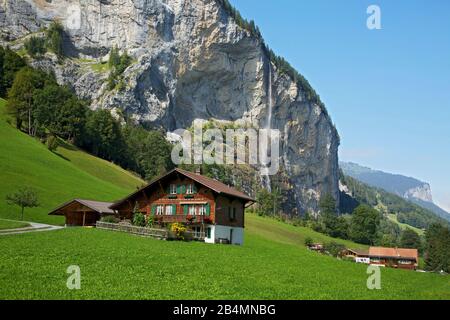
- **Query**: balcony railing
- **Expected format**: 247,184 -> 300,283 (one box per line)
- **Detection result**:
153,215 -> 211,224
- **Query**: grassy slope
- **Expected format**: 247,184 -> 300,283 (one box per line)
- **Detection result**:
0,99 -> 448,299
55,140 -> 144,191
0,98 -> 144,224
0,215 -> 448,300
387,214 -> 425,236
0,219 -> 29,230
247,214 -> 368,250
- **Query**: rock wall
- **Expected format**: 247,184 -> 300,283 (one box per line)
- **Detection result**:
0,0 -> 340,215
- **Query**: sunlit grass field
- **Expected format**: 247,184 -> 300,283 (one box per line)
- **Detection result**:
0,214 -> 448,300
0,98 -> 144,224
0,98 -> 448,300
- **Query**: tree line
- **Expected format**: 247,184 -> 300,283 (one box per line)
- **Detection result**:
24,21 -> 65,60
340,171 -> 447,229
107,45 -> 132,91
424,223 -> 450,273
1,45 -> 173,182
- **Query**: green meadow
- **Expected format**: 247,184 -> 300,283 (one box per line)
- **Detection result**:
0,98 -> 143,224
0,215 -> 449,300
0,98 -> 449,300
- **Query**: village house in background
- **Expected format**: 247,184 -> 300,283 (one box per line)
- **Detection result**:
49,168 -> 255,245
344,247 -> 419,270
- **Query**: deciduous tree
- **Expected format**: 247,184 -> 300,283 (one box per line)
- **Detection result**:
349,205 -> 381,245
6,187 -> 39,221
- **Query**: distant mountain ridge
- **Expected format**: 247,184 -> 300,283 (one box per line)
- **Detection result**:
340,161 -> 450,222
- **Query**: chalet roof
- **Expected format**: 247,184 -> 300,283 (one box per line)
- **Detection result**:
347,248 -> 369,256
110,168 -> 255,209
49,199 -> 116,215
176,169 -> 255,202
368,247 -> 418,261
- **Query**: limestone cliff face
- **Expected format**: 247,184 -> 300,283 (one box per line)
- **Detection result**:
0,0 -> 340,215
404,184 -> 433,203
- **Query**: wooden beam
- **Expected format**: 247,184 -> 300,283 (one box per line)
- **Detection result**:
158,181 -> 165,193
82,211 -> 86,227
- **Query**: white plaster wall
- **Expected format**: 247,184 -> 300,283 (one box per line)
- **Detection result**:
209,225 -> 244,245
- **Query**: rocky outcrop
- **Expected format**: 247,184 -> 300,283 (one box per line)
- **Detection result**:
404,184 -> 433,203
0,0 -> 340,215
340,161 -> 434,203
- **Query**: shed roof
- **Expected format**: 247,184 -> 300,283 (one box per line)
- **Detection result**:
49,199 -> 116,215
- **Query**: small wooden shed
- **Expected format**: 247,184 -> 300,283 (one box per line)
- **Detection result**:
49,199 -> 116,226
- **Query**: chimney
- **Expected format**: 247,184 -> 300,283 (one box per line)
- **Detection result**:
195,167 -> 201,175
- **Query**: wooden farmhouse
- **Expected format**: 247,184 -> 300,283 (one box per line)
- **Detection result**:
49,168 -> 255,245
344,247 -> 419,270
48,199 -> 115,227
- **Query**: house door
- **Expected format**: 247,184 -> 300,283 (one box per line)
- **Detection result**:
229,229 -> 233,244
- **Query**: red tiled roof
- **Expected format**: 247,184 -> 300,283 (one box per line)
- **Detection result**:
368,247 -> 418,261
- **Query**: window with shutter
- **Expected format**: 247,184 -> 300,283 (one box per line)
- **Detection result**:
183,204 -> 188,215
172,204 -> 177,215
205,203 -> 210,216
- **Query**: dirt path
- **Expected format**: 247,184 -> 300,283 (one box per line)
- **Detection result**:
0,222 -> 63,235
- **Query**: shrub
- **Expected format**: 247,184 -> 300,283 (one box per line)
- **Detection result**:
170,223 -> 187,240
311,220 -> 325,233
146,216 -> 154,228
291,217 -> 304,227
304,237 -> 313,247
46,21 -> 64,59
24,36 -> 46,57
132,212 -> 146,227
107,47 -> 132,91
323,242 -> 346,257
100,215 -> 119,224
46,135 -> 58,151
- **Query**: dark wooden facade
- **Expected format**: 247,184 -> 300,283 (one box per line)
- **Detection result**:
49,169 -> 254,241
112,173 -> 248,228
368,257 -> 417,270
49,199 -> 116,226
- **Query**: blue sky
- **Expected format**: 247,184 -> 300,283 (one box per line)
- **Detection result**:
231,0 -> 450,211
